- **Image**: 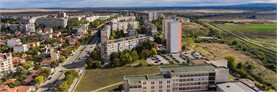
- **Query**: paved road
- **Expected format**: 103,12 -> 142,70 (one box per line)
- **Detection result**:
37,32 -> 99,92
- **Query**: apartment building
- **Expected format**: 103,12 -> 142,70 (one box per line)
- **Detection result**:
145,22 -> 158,36
35,18 -> 68,28
101,35 -> 149,62
110,16 -> 138,32
101,25 -> 111,43
9,23 -> 35,32
149,11 -> 158,22
58,12 -> 67,18
85,16 -> 99,22
124,64 -> 229,92
0,53 -> 14,73
163,19 -> 182,53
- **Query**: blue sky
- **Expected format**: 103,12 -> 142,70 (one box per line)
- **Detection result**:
0,0 -> 276,8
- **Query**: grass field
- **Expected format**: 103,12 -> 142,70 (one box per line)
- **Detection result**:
215,23 -> 276,32
215,23 -> 277,50
74,66 -> 159,92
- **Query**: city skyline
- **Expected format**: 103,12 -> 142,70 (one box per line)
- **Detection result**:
0,0 -> 276,8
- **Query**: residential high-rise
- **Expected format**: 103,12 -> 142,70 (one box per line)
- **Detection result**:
149,11 -> 157,22
0,53 -> 14,73
58,12 -> 67,18
163,19 -> 182,53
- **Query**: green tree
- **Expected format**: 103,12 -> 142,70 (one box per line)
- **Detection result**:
112,58 -> 121,66
225,56 -> 237,70
59,81 -> 69,91
91,61 -> 101,69
131,50 -> 139,61
185,37 -> 196,48
60,56 -> 66,63
150,48 -> 157,56
35,76 -> 45,85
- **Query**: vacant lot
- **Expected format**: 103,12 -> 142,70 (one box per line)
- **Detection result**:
74,66 -> 159,92
199,43 -> 277,89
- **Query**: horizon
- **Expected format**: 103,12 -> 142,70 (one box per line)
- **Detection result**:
0,0 -> 276,8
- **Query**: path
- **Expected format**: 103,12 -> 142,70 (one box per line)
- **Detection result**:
91,82 -> 124,92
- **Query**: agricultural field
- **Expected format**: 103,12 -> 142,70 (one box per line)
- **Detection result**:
74,66 -> 159,92
199,43 -> 277,90
215,23 -> 277,50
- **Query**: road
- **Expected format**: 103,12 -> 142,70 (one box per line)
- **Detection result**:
37,32 -> 99,92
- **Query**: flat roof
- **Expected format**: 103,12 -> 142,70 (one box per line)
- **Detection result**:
147,74 -> 166,79
125,74 -> 167,84
125,75 -> 147,84
160,64 -> 216,73
217,82 -> 257,92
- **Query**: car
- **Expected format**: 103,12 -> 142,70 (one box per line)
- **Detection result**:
48,77 -> 52,80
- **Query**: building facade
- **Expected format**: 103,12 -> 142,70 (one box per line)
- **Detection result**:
149,11 -> 158,22
124,64 -> 229,92
0,53 -> 14,73
101,35 -> 149,62
101,25 -> 111,43
163,19 -> 182,53
35,18 -> 68,28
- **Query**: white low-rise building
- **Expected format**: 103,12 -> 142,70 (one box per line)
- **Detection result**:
13,44 -> 28,53
7,38 -> 22,48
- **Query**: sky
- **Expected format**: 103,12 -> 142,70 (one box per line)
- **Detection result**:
0,0 -> 276,8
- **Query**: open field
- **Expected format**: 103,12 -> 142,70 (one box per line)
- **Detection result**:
183,22 -> 209,36
74,66 -> 159,92
215,23 -> 277,50
215,24 -> 276,32
199,43 -> 277,89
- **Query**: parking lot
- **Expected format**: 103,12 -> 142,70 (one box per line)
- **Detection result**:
146,55 -> 169,65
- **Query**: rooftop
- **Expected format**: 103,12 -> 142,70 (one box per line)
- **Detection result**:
125,74 -> 168,84
217,81 -> 257,92
160,64 -> 216,73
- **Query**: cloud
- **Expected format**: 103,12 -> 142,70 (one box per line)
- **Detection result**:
0,0 -> 276,8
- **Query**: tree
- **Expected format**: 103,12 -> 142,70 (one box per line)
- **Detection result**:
150,48 -> 157,56
60,56 -> 66,63
140,49 -> 151,59
112,58 -> 120,66
22,61 -> 34,69
59,81 -> 69,91
185,37 -> 196,48
237,62 -> 243,69
225,56 -> 237,70
41,68 -> 51,78
131,50 -> 139,61
91,61 -> 101,69
35,76 -> 45,85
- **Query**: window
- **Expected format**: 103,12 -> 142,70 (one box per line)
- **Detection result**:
151,86 -> 155,89
159,81 -> 162,84
151,90 -> 154,92
143,82 -> 146,85
167,85 -> 170,88
167,81 -> 170,83
159,86 -> 162,88
151,81 -> 155,84
159,90 -> 162,92
143,87 -> 146,89
167,89 -> 170,92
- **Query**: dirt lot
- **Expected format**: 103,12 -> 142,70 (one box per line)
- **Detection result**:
199,43 -> 263,64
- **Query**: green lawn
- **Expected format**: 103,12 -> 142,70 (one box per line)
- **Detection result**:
216,24 -> 276,32
74,66 -> 159,92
